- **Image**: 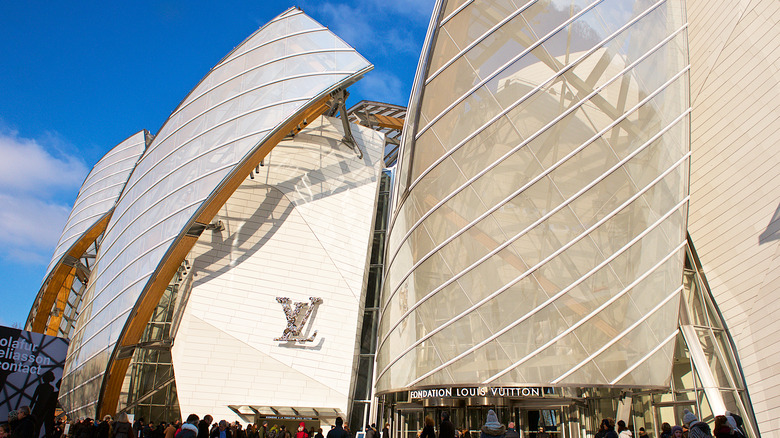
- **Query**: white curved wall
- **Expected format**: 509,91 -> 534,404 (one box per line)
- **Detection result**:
59,7 -> 372,417
172,115 -> 385,423
686,0 -> 780,434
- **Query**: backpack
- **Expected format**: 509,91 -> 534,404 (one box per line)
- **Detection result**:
688,422 -> 712,438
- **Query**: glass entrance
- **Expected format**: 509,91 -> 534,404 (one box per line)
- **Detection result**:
518,408 -> 563,438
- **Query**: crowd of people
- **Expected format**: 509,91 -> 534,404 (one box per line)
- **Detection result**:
593,409 -> 748,438
416,410 -> 543,438
413,408 -> 749,438
72,415 -> 332,438
1,408 -> 750,438
47,414 -> 361,438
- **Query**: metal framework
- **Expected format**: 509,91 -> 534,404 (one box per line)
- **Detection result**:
347,101 -> 406,166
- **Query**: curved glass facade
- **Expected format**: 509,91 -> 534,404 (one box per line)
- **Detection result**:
59,7 -> 372,418
44,131 -> 147,279
27,131 -> 146,335
377,0 -> 691,392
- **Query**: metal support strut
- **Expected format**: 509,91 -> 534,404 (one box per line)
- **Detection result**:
330,89 -> 363,159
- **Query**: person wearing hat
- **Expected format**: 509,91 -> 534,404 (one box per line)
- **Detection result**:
479,410 -> 505,438
724,412 -> 746,437
682,410 -> 712,438
297,423 -> 309,438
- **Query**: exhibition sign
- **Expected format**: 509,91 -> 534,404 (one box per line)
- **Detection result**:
0,325 -> 68,438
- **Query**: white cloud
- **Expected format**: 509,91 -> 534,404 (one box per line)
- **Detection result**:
0,130 -> 87,265
302,0 -> 434,57
0,194 -> 70,251
0,131 -> 89,195
316,2 -> 376,52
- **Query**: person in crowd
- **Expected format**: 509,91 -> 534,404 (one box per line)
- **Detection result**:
156,423 -> 167,438
111,413 -> 132,438
97,415 -> 111,438
364,425 -> 375,438
724,412 -> 745,437
616,421 -> 632,438
164,421 -> 177,438
210,421 -> 232,438
1,424 -> 11,438
420,417 -> 435,438
133,420 -> 145,438
439,413 -> 455,438
536,428 -> 550,438
503,423 -> 518,438
78,418 -> 95,438
143,422 -> 155,438
12,406 -> 36,438
314,429 -> 323,438
178,415 -> 200,438
670,426 -> 683,438
714,416 -> 735,438
381,425 -> 388,438
325,418 -> 347,438
296,423 -> 308,438
478,410 -> 504,438
68,413 -> 80,438
683,410 -> 712,438
660,423 -> 672,438
594,419 -> 614,438
637,427 -> 647,437
235,424 -> 246,438
258,423 -> 267,438
197,417 -> 213,438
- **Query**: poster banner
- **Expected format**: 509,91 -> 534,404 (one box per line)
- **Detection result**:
0,325 -> 69,438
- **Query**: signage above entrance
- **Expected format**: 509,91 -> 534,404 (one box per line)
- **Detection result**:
409,387 -> 547,399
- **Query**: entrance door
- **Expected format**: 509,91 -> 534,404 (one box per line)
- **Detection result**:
518,408 -> 563,438
397,409 -> 423,438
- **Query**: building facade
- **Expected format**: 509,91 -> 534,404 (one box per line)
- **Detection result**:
375,0 -> 774,437
27,1 -> 779,437
29,7 -> 387,427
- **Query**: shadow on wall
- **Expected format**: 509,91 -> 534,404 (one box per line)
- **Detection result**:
758,202 -> 780,244
193,184 -> 294,287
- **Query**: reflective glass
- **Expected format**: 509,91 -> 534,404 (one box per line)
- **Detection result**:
378,0 -> 689,392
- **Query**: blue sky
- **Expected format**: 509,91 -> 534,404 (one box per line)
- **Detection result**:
0,1 -> 434,328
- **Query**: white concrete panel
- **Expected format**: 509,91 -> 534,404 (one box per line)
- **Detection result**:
687,0 -> 780,434
172,116 -> 384,420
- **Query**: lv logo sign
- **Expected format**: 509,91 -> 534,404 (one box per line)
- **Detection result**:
274,297 -> 323,342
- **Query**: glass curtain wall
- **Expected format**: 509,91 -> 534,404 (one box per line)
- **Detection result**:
350,171 -> 393,432
54,236 -> 102,338
119,267 -> 186,423
578,238 -> 758,437
379,0 -> 691,393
